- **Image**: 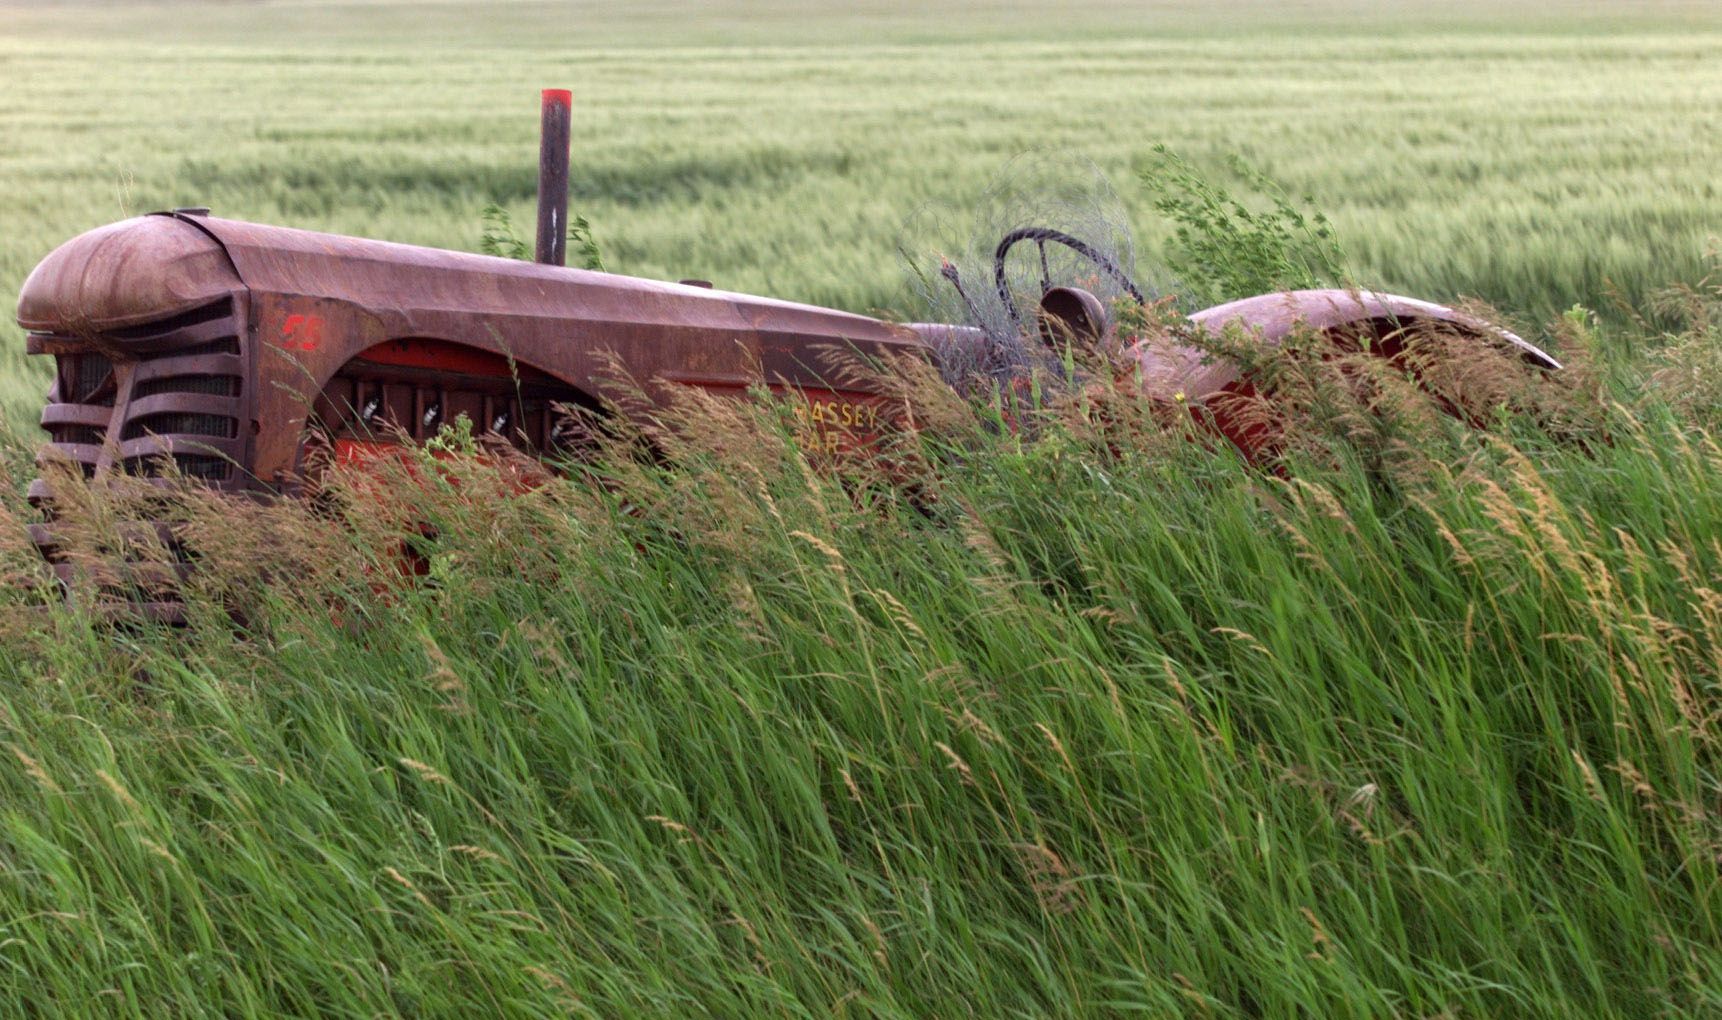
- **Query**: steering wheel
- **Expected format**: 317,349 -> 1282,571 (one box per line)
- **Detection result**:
991,226 -> 1146,333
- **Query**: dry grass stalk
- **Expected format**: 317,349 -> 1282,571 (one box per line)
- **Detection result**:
1013,841 -> 1084,916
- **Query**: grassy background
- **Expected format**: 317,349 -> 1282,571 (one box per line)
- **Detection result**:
2,0 -> 1721,417
2,2 -> 1722,1016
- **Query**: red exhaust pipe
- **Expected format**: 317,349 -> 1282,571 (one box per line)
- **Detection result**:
535,88 -> 572,266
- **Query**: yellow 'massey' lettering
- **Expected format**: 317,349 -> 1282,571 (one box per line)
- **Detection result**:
790,396 -> 884,456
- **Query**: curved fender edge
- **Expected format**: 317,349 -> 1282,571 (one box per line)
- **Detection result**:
1134,288 -> 1560,402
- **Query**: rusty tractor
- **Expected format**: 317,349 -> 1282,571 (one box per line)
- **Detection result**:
15,90 -> 1559,614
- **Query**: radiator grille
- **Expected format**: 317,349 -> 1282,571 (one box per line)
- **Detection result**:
62,353 -> 116,406
134,374 -> 240,399
123,454 -> 233,481
28,295 -> 250,617
122,412 -> 238,441
35,299 -> 246,480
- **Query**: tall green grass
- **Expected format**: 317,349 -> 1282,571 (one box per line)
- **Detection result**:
1,297 -> 1719,1014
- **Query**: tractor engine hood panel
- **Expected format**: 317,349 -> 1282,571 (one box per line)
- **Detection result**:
16,215 -> 242,335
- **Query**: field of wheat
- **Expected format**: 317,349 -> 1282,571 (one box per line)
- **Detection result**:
3,0 -> 1721,415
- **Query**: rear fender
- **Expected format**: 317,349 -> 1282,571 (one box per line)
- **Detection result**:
1129,288 -> 1562,457
1135,288 -> 1559,401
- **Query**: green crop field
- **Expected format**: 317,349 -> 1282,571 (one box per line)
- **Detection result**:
2,1 -> 1722,1016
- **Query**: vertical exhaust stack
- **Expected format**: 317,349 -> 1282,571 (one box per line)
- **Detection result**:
535,88 -> 572,266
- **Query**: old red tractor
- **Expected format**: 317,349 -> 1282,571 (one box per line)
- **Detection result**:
15,91 -> 1558,609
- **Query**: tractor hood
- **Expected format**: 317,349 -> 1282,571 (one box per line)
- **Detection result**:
16,214 -> 242,334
